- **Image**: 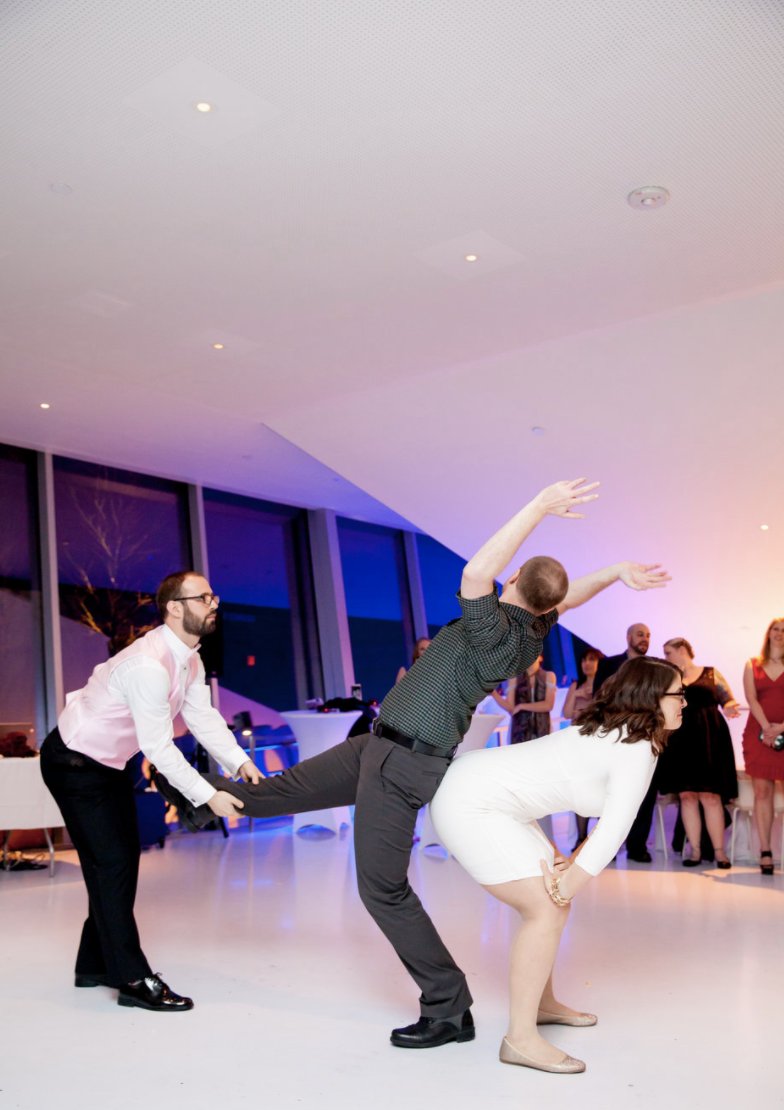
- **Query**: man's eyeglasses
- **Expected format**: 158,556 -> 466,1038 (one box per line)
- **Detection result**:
174,593 -> 220,607
662,689 -> 686,699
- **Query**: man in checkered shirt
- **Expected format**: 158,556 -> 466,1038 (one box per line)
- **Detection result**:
191,478 -> 669,1047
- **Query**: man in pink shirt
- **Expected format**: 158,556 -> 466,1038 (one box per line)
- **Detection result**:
40,571 -> 257,1012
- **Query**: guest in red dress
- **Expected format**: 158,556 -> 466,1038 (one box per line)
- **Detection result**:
742,617 -> 784,874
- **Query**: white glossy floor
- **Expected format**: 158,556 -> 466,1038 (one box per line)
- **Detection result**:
3,818 -> 783,1110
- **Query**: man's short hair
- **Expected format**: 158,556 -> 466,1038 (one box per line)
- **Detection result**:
156,571 -> 196,621
515,556 -> 569,613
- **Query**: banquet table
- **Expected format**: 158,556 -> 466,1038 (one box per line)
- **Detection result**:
280,710 -> 362,834
0,756 -> 65,875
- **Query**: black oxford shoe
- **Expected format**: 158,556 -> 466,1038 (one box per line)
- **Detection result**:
118,973 -> 194,1012
391,1009 -> 475,1048
626,849 -> 652,863
149,767 -> 212,832
75,973 -> 109,988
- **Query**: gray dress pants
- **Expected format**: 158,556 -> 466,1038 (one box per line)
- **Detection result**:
207,731 -> 472,1019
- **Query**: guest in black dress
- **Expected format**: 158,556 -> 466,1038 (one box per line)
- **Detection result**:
659,638 -> 740,868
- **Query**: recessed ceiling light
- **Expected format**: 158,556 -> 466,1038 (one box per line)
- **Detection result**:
761,524 -> 770,531
627,186 -> 670,210
195,101 -> 213,113
212,342 -> 225,350
39,402 -> 51,410
464,253 -> 478,262
48,183 -> 73,196
530,426 -> 545,435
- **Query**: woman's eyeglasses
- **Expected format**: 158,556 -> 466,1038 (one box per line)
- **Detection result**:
662,689 -> 686,699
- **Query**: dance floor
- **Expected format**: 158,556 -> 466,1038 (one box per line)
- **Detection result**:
3,818 -> 782,1110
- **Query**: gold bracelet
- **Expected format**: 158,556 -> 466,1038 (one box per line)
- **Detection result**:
548,875 -> 571,907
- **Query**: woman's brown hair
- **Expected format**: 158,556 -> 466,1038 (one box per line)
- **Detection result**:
577,647 -> 604,688
574,656 -> 681,756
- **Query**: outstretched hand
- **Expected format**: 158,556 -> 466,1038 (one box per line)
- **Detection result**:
208,790 -> 245,818
535,478 -> 600,519
618,562 -> 671,591
238,759 -> 261,785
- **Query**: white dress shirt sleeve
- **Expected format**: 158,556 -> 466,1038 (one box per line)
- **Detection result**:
180,659 -> 249,782
576,737 -> 658,876
116,659 -> 245,807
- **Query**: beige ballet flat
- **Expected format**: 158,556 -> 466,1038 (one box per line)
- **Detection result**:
537,1009 -> 598,1027
499,1036 -> 586,1074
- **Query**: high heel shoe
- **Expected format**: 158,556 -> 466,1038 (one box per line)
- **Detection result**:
499,1037 -> 585,1074
760,851 -> 774,876
537,1009 -> 597,1027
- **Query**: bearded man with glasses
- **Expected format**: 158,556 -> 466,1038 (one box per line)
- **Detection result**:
40,570 -> 260,1013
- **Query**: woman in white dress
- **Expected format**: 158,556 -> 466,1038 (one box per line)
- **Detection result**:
431,655 -> 684,1074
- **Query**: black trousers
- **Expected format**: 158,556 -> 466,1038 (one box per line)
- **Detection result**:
208,731 -> 472,1019
40,729 -> 152,987
625,772 -> 660,856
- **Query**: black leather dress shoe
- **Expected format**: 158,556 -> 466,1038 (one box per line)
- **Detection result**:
390,1009 -> 474,1048
75,973 -> 109,988
626,849 -> 652,863
149,767 -> 212,832
117,973 -> 194,1012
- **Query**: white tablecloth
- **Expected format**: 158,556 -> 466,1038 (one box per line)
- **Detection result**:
280,711 -> 362,834
0,756 -> 65,875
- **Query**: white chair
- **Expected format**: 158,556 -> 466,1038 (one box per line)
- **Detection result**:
653,793 -> 680,860
729,771 -> 784,865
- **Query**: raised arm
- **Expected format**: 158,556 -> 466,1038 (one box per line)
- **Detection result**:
557,561 -> 670,615
491,676 -> 518,714
461,479 -> 599,600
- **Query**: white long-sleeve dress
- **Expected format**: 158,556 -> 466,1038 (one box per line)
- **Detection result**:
430,724 -> 657,884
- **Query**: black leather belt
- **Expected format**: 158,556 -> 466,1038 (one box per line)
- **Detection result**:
372,720 -> 456,760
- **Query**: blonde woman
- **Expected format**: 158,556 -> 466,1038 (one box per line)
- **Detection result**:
742,618 -> 784,874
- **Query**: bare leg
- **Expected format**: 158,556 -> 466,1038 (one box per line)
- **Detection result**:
699,792 -> 728,862
679,792 -> 702,860
537,971 -> 591,1020
483,876 -> 572,1066
752,778 -> 774,853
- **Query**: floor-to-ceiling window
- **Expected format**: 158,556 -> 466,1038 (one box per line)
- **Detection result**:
415,533 -> 465,638
0,446 -> 43,742
203,490 -> 320,714
53,458 -> 191,694
337,519 -> 411,703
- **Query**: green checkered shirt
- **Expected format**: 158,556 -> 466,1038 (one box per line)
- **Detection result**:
378,590 -> 558,753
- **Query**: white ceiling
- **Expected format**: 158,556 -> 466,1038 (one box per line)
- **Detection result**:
1,0 -> 783,682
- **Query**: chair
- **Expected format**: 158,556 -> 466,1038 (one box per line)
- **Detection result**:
729,771 -> 784,865
653,793 -> 680,860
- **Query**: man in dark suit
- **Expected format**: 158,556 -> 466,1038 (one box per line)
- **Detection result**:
594,623 -> 657,862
